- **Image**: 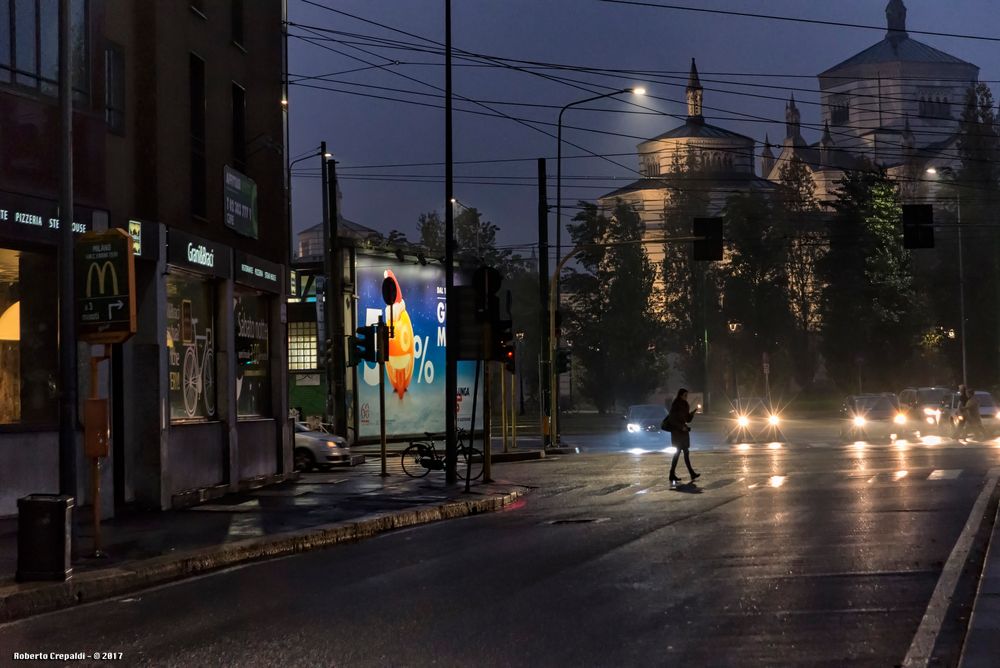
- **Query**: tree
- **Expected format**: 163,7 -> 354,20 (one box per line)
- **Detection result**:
953,83 -> 1000,387
819,165 -> 921,391
659,147 -> 718,391
563,201 -> 663,411
721,190 -> 792,394
416,207 -> 524,277
776,157 -> 825,389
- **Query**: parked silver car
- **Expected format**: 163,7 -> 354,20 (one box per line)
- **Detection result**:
294,422 -> 350,471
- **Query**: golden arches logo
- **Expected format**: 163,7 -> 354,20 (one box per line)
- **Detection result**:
86,261 -> 119,298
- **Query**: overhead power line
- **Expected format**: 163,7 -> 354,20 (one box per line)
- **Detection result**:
596,0 -> 1000,43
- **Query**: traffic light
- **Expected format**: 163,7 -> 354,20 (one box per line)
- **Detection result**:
346,335 -> 360,367
555,347 -> 571,374
490,318 -> 513,363
473,265 -> 503,323
323,338 -> 335,368
693,217 -> 724,261
902,204 -> 934,249
355,325 -> 377,363
504,348 -> 515,375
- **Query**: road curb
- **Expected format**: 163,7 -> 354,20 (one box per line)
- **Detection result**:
0,489 -> 523,624
958,476 -> 1000,667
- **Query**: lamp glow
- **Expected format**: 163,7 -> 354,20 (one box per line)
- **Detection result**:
853,416 -> 866,427
632,87 -> 646,96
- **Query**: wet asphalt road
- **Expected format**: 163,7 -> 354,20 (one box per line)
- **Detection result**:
3,440 -> 1000,667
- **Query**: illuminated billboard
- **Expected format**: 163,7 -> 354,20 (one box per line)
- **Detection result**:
356,257 -> 482,439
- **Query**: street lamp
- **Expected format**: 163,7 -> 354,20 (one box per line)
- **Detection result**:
551,86 -> 645,443
926,166 -> 966,386
287,144 -> 332,260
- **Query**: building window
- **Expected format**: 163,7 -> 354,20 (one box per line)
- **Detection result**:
189,53 -> 207,219
1,0 -> 88,98
231,0 -> 244,47
104,41 -> 124,134
288,321 -> 317,370
919,96 -> 951,120
232,83 -> 246,171
235,292 -> 271,417
0,246 -> 58,426
166,272 -> 216,422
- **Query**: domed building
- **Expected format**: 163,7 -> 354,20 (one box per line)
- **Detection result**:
597,59 -> 775,279
764,0 -> 979,200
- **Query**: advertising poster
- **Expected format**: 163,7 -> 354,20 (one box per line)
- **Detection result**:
356,258 -> 482,439
234,293 -> 271,417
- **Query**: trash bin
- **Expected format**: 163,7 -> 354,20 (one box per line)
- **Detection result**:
16,495 -> 73,582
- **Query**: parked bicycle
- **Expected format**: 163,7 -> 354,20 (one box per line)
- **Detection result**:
401,430 -> 484,480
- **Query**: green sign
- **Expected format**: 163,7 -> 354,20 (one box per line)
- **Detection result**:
224,165 -> 258,239
76,229 -> 136,343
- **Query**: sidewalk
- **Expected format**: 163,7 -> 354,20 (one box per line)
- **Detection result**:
961,487 -> 1000,666
0,460 -> 524,623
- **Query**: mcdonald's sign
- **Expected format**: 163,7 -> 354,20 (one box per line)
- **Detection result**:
76,229 -> 136,343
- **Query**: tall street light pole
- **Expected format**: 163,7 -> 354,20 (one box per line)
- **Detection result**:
927,166 -> 967,386
444,0 -> 458,484
286,145 -> 330,261
552,87 -> 644,443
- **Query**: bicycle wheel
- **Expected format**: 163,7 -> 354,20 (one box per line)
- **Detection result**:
457,446 -> 484,481
401,443 -> 431,478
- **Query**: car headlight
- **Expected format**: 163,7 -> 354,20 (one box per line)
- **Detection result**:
627,423 -> 641,433
893,413 -> 907,425
853,416 -> 866,427
737,416 -> 749,428
768,414 -> 780,426
326,440 -> 341,449
923,407 -> 941,417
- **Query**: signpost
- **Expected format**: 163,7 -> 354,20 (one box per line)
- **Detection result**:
75,229 -> 136,556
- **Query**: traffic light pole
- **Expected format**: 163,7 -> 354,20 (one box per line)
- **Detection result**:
378,317 -> 388,477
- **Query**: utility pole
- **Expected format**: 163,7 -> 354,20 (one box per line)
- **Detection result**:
537,158 -> 550,444
58,0 -> 77,502
320,141 -> 336,427
326,156 -> 346,436
444,0 -> 457,484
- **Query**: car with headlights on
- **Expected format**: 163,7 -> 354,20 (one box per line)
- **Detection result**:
294,422 -> 351,471
726,397 -> 782,443
620,404 -> 668,447
942,390 -> 1000,438
898,387 -> 953,431
839,394 -> 910,442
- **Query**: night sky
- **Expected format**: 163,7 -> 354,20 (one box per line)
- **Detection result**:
287,0 -> 1000,255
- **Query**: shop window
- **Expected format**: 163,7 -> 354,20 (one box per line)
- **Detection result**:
166,272 -> 216,421
3,0 -> 89,99
235,292 -> 271,417
288,321 -> 317,370
0,247 -> 58,426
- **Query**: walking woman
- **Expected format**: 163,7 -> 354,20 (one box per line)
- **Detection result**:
666,388 -> 700,484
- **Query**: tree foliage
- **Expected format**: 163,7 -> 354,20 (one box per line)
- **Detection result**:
563,201 -> 663,411
819,165 -> 920,391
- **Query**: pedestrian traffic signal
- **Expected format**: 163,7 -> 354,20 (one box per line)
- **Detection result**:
902,204 -> 934,249
355,325 -> 377,363
504,348 -> 515,375
555,347 -> 571,374
693,217 -> 724,261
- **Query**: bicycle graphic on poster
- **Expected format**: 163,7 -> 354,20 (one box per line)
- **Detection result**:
179,299 -> 216,418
